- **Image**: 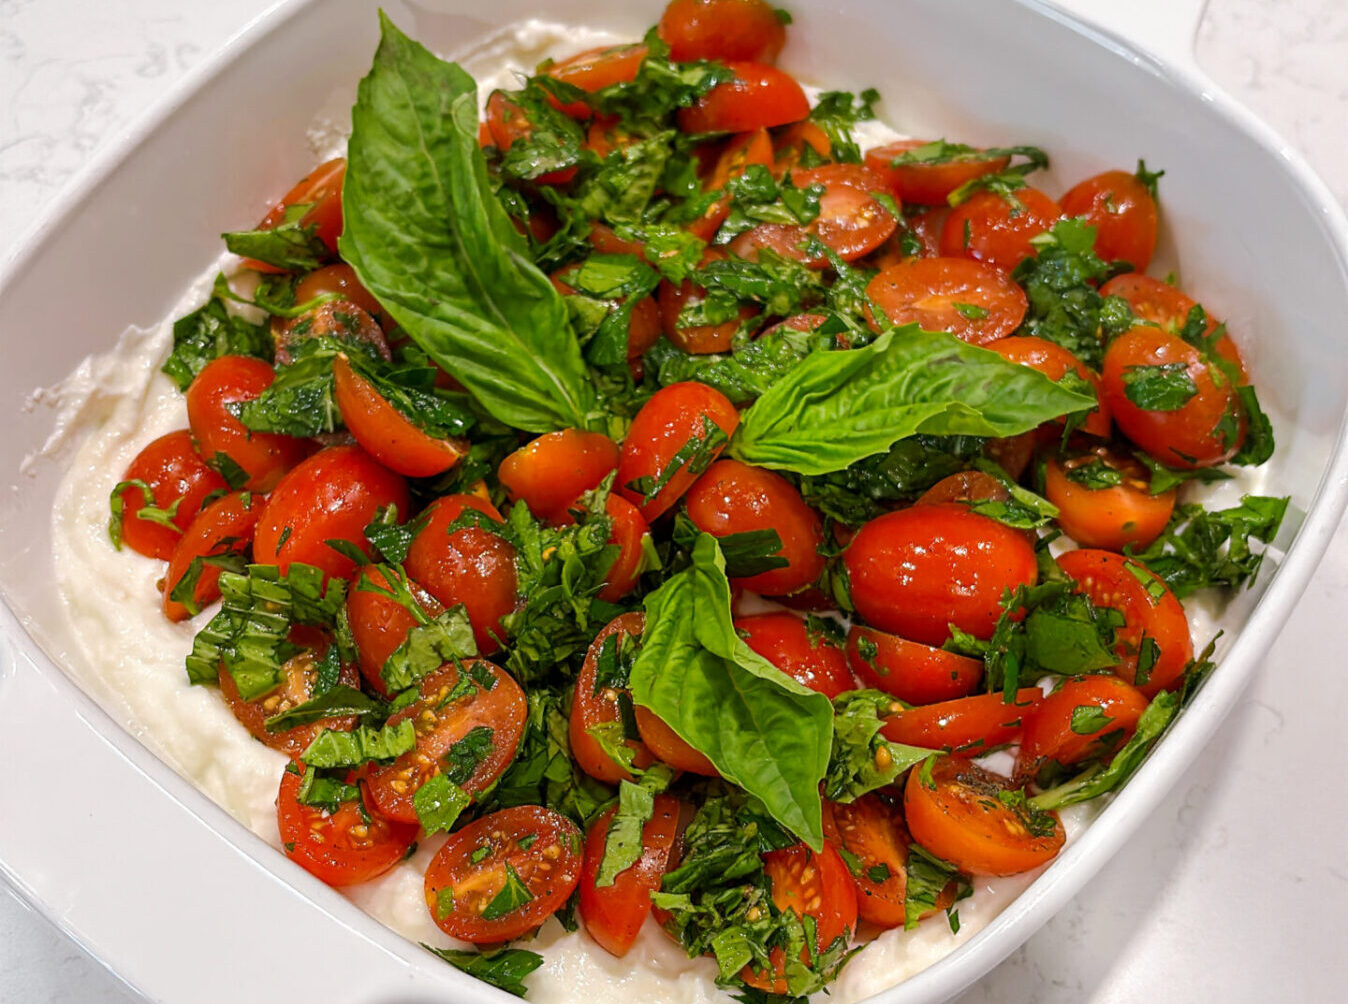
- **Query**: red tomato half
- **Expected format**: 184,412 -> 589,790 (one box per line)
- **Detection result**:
793,164 -> 901,262
1015,675 -> 1150,781
425,806 -> 583,942
570,613 -> 655,784
678,62 -> 809,134
162,490 -> 261,621
1098,273 -> 1246,382
1060,169 -> 1158,270
346,565 -> 444,696
595,494 -> 651,603
688,128 -> 775,241
114,429 -> 228,559
277,768 -> 417,887
881,690 -> 1044,755
846,624 -> 983,705
985,335 -> 1111,438
864,140 -> 1011,206
252,445 -> 409,582
579,794 -> 680,957
1044,449 -> 1176,552
659,0 -> 787,63
865,257 -> 1028,345
498,429 -> 620,523
243,157 -> 345,272
941,188 -> 1062,272
736,612 -> 854,699
544,44 -> 648,118
219,641 -> 360,757
331,355 -> 466,478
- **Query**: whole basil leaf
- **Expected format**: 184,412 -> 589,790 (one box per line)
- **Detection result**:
729,325 -> 1097,475
340,14 -> 598,433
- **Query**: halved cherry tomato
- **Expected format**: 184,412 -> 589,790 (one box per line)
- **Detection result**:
742,843 -> 858,993
403,494 -> 518,655
904,755 -> 1065,876
688,128 -> 774,241
869,207 -> 949,269
1044,448 -> 1176,551
844,504 -> 1038,646
915,470 -> 1009,508
273,300 -> 390,367
551,265 -> 662,366
1101,325 -> 1243,468
1015,675 -> 1150,781
846,624 -> 982,705
252,445 -> 409,582
114,429 -> 228,559
424,805 -> 583,943
659,0 -> 787,63
616,382 -> 740,521
792,164 -> 900,262
1056,549 -> 1192,696
728,222 -> 824,267
366,659 -> 527,824
865,257 -> 1028,345
864,141 -> 1011,206
881,690 -> 1044,754
595,494 -> 651,603
635,704 -> 719,776
1099,273 -> 1247,383
985,335 -> 1111,438
941,188 -> 1062,272
485,91 -> 578,185
570,612 -> 655,784
185,356 -> 312,493
219,638 -> 360,756
543,44 -> 649,118
657,247 -> 760,353
684,459 -> 825,595
243,157 -> 345,273
162,490 -> 261,621
736,612 -> 854,698
277,767 -> 417,887
773,120 -> 831,176
678,62 -> 809,134
1060,169 -> 1158,270
579,794 -> 680,957
331,354 -> 466,478
497,429 -> 619,524
346,565 -> 444,697
588,222 -> 646,256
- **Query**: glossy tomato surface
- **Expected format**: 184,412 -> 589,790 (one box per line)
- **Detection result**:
736,612 -> 854,698
677,61 -> 809,133
864,140 -> 1011,205
985,335 -> 1111,437
498,429 -> 619,523
659,0 -> 787,63
332,355 -> 465,478
1059,169 -> 1158,270
578,794 -> 680,957
162,490 -> 261,621
115,429 -> 228,560
881,689 -> 1044,754
346,565 -> 444,696
941,188 -> 1062,272
1015,675 -> 1150,781
865,257 -> 1028,345
845,623 -> 983,705
1044,449 -> 1176,551
570,613 -> 655,784
277,768 -> 416,888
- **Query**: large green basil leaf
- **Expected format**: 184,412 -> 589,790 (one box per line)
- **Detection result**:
629,534 -> 833,850
729,325 -> 1098,475
339,14 -> 598,433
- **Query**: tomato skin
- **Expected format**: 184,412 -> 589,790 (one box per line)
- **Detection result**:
865,257 -> 1028,345
941,188 -> 1062,272
367,659 -> 527,824
735,612 -> 854,699
595,494 -> 651,603
402,494 -> 518,656
115,430 -> 228,560
293,263 -> 387,326
424,806 -> 583,943
253,445 -> 409,582
1060,169 -> 1158,270
579,794 -> 680,957
1044,450 -> 1176,551
277,769 -> 417,888
570,613 -> 655,784
498,429 -> 620,523
1016,675 -> 1150,781
1102,325 -> 1243,469
844,504 -> 1038,646
1056,549 -> 1192,696
678,62 -> 809,134
346,565 -> 444,696
684,459 -> 825,595
985,335 -> 1111,438
635,704 -> 720,776
792,164 -> 901,262
657,248 -> 760,354
881,689 -> 1044,753
904,755 -> 1065,876
162,491 -> 261,621
846,624 -> 982,705
544,44 -> 648,118
688,128 -> 775,241
658,0 -> 787,63
219,642 -> 360,756
616,382 -> 740,521
244,157 -> 345,272
331,355 -> 466,478
1098,273 -> 1247,381
864,141 -> 1011,206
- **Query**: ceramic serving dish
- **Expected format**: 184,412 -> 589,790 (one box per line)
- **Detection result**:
1,0 -> 1346,1001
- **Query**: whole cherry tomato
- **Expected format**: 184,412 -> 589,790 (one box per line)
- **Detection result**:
658,0 -> 787,63
114,429 -> 228,559
1060,169 -> 1158,270
941,188 -> 1062,272
498,429 -> 620,523
735,612 -> 854,698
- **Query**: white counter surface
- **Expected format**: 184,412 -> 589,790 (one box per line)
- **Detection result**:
2,1 -> 1347,1001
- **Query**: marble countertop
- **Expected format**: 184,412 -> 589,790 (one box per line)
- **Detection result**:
3,1 -> 1347,1001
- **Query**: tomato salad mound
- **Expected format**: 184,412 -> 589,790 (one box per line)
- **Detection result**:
101,0 -> 1287,999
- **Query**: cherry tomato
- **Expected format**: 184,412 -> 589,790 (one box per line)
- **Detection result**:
114,429 -> 228,559
1056,549 -> 1192,696
984,335 -> 1111,438
881,690 -> 1044,754
688,128 -> 774,241
1015,675 -> 1150,781
552,265 -> 662,366
735,612 -> 854,698
658,0 -> 787,63
635,704 -> 719,776
793,164 -> 901,262
293,263 -> 387,327
941,187 -> 1062,272
1044,449 -> 1176,551
331,354 -> 466,478
346,565 -> 444,696
914,470 -> 1009,508
403,494 -> 518,655
772,121 -> 831,176
424,805 -> 583,943
485,91 -> 578,186
253,445 -> 409,582
1060,169 -> 1158,270
219,639 -> 360,756
273,299 -> 390,367
904,755 -> 1065,876
864,140 -> 1012,206
865,257 -> 1028,345
570,612 -> 655,784
543,44 -> 649,118
579,794 -> 680,957
728,222 -> 824,267
844,504 -> 1037,646
1101,325 -> 1243,468
1098,273 -> 1247,381
277,767 -> 417,887
845,624 -> 983,705
498,429 -> 620,523
588,222 -> 646,256
657,247 -> 760,354
984,431 -> 1036,481
595,493 -> 651,603
162,490 -> 261,621
684,459 -> 825,595
742,843 -> 858,993
243,157 -> 345,272
366,659 -> 527,824
616,382 -> 740,521
585,116 -> 641,160
678,62 -> 809,134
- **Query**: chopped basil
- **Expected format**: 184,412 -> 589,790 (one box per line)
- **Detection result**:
413,774 -> 472,834
1121,362 -> 1199,411
481,862 -> 535,920
423,946 -> 544,999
